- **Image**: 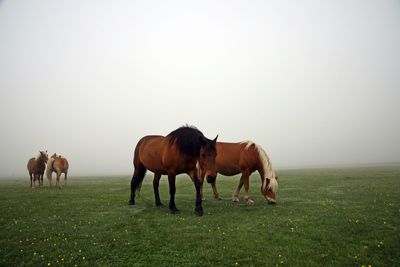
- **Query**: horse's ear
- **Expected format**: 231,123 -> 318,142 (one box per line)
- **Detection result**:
213,135 -> 218,143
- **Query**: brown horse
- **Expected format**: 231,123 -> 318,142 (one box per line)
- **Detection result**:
27,150 -> 49,188
129,126 -> 218,216
201,141 -> 278,205
46,153 -> 69,188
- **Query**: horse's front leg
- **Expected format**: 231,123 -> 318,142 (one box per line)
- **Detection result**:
32,174 -> 37,188
153,173 -> 164,207
189,169 -> 203,216
168,174 -> 179,214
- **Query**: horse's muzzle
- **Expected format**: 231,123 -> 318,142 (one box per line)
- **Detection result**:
206,175 -> 216,184
267,197 -> 277,205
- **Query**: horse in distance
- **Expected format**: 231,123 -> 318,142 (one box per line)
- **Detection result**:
129,125 -> 218,216
27,150 -> 48,188
46,153 -> 69,188
201,141 -> 278,205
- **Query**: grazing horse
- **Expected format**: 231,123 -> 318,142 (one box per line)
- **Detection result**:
201,141 -> 278,205
27,150 -> 48,188
46,153 -> 69,188
129,126 -> 218,216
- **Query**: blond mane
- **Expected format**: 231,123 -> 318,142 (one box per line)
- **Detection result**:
241,141 -> 278,193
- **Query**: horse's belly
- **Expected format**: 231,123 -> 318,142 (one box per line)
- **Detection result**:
217,165 -> 241,176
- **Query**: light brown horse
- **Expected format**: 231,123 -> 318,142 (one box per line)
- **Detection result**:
201,141 -> 278,205
129,126 -> 218,216
27,150 -> 49,188
46,153 -> 69,188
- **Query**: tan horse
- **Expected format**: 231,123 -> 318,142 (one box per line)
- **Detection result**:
201,141 -> 278,205
46,153 -> 69,188
27,150 -> 48,188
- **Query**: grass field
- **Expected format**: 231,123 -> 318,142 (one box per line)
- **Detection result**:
1,167 -> 399,266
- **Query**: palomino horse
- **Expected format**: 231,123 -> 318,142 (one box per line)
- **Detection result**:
46,153 -> 69,188
129,126 -> 218,216
27,150 -> 48,188
201,141 -> 278,205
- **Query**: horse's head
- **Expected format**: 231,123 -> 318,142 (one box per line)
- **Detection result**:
199,135 -> 218,183
39,150 -> 49,163
261,174 -> 278,204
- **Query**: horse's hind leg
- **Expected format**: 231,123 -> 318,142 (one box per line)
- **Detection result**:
129,164 -> 146,205
167,174 -> 179,214
29,173 -> 33,188
56,172 -> 61,188
48,172 -> 52,189
232,177 -> 244,202
153,173 -> 164,207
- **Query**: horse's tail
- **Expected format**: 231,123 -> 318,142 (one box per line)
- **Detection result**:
131,138 -> 147,194
132,164 -> 147,194
46,158 -> 54,180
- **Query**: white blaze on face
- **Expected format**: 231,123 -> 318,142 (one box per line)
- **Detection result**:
196,160 -> 201,179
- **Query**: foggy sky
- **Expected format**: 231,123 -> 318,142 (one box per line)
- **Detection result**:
1,0 -> 399,177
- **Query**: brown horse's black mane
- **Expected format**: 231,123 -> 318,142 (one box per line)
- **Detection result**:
167,125 -> 208,157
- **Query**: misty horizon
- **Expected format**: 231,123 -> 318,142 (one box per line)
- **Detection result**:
1,0 -> 399,178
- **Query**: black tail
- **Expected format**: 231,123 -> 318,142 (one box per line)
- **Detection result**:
131,164 -> 147,194
129,138 -> 148,205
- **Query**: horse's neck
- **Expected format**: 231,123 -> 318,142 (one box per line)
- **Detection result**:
257,148 -> 273,178
37,157 -> 46,165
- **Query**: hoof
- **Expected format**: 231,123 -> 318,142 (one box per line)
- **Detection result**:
214,196 -> 222,201
195,207 -> 204,216
232,196 -> 240,202
268,201 -> 276,205
155,202 -> 165,207
129,200 -> 135,205
170,207 -> 180,214
246,199 -> 255,206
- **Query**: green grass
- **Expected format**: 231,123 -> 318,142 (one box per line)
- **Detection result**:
1,167 -> 399,266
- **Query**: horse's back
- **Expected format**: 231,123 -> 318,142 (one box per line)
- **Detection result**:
135,135 -> 194,174
216,142 -> 259,175
135,135 -> 168,173
216,142 -> 243,175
